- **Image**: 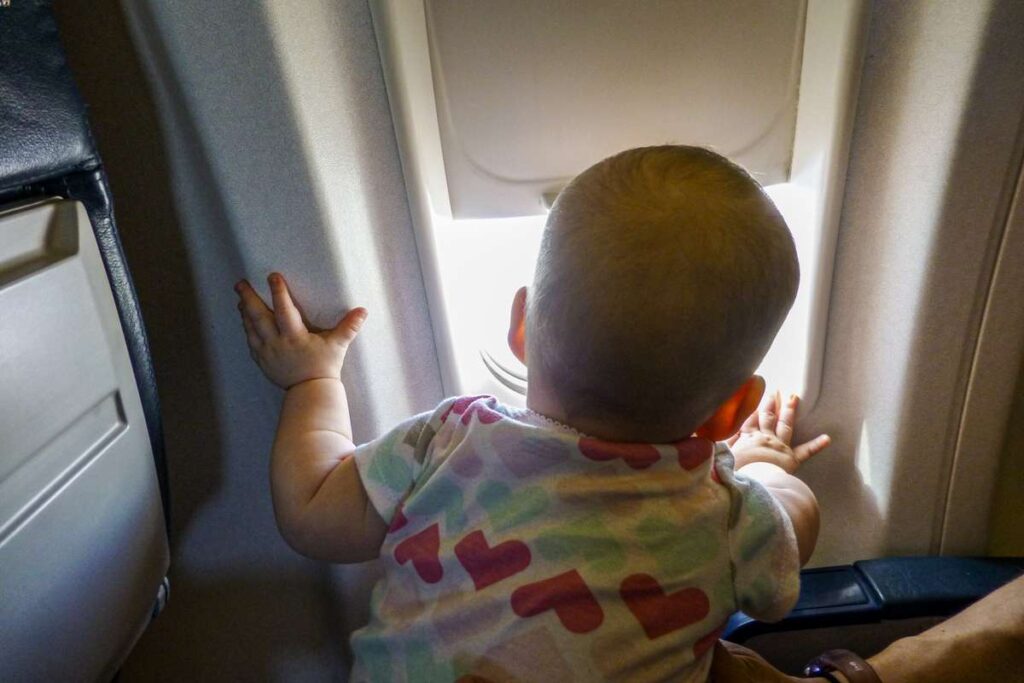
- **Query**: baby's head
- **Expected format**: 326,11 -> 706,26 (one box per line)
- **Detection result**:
510,146 -> 798,442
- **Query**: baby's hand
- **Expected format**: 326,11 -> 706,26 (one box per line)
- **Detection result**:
727,392 -> 830,474
235,273 -> 367,389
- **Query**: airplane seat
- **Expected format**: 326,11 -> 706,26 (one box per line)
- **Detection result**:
0,1 -> 170,680
725,556 -> 1024,673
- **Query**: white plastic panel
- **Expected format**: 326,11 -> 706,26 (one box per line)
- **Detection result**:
426,0 -> 805,218
943,146 -> 1024,554
0,199 -> 168,681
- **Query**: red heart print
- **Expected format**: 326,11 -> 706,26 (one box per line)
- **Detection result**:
619,573 -> 710,639
675,438 -> 714,470
461,403 -> 503,426
693,620 -> 728,659
578,438 -> 660,470
388,504 -> 409,534
511,569 -> 604,634
455,530 -> 531,590
440,395 -> 492,423
394,523 -> 443,583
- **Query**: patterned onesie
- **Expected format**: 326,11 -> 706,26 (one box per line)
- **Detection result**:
350,395 -> 799,682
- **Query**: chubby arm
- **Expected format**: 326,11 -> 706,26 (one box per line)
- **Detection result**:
729,392 -> 829,565
736,462 -> 819,565
237,273 -> 387,563
272,379 -> 387,562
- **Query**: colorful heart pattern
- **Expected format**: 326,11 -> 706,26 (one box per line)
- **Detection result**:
463,403 -> 504,426
440,396 -> 504,427
455,530 -> 532,590
490,430 -> 571,478
371,398 -> 745,668
398,525 -> 715,643
406,477 -> 467,532
388,504 -> 409,533
578,438 -> 661,470
476,481 -> 549,532
619,573 -> 710,639
394,523 -> 443,583
450,444 -> 484,478
511,569 -> 604,634
534,517 -> 626,575
693,619 -> 728,659
431,586 -> 505,647
440,396 -> 486,423
675,438 -> 714,470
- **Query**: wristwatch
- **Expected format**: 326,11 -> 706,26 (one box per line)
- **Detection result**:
804,649 -> 883,683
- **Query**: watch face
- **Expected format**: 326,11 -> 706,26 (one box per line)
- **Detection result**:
803,659 -> 840,681
804,649 -> 881,683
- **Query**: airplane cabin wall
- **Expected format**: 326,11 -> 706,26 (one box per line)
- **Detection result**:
52,0 -> 1024,679
799,0 -> 1024,562
990,361 -> 1024,555
55,0 -> 443,679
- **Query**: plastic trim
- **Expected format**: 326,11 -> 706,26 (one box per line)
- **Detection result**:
725,556 -> 1024,643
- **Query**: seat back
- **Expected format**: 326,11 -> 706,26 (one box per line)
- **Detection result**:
0,1 -> 170,679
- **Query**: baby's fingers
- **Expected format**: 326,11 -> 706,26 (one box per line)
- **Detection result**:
235,279 -> 277,340
329,307 -> 368,348
736,406 -> 760,436
758,392 -> 778,433
240,310 -> 262,350
776,393 -> 797,445
793,434 -> 831,466
268,273 -> 306,338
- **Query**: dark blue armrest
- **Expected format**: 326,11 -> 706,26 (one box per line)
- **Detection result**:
725,556 -> 1024,643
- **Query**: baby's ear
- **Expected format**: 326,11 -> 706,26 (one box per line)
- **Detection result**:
696,376 -> 765,441
507,286 -> 528,364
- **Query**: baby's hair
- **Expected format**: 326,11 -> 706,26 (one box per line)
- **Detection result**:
527,146 -> 799,440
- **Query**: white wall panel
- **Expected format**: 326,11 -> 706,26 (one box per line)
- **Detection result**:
425,0 -> 805,217
800,0 -> 1024,562
60,0 -> 443,678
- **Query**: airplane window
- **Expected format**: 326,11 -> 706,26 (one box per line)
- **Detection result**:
374,0 -> 867,410
433,183 -> 815,409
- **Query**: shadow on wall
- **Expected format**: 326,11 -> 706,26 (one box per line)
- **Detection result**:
882,0 -> 1024,554
53,0 -> 221,555
52,3 -> 229,540
126,573 -> 342,682
306,0 -> 446,397
796,0 -> 926,563
989,358 -> 1024,555
54,1 -> 350,679
800,0 -> 1024,561
52,0 -> 223,640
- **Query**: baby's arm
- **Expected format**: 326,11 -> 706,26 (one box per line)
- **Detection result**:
735,461 -> 819,565
729,392 -> 830,565
236,273 -> 387,563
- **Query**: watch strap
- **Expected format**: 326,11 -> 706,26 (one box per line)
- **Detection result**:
804,649 -> 883,683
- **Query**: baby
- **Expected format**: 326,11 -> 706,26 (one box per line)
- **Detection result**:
236,146 -> 830,682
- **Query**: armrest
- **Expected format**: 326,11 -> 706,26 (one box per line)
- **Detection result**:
724,556 -> 1024,643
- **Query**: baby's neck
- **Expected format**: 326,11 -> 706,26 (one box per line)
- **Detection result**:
525,384 -> 687,444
